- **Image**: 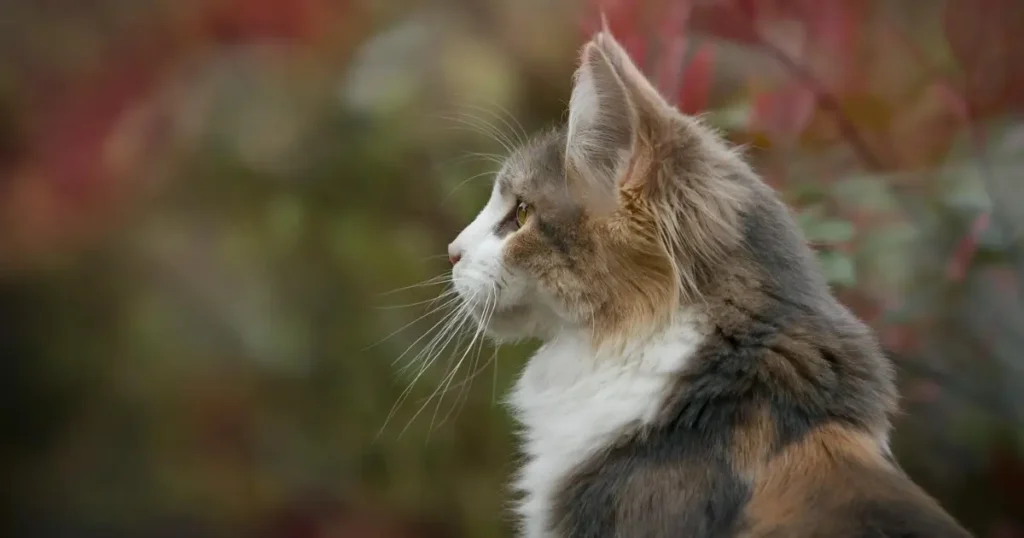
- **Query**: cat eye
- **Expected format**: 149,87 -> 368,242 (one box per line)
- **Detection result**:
515,202 -> 532,228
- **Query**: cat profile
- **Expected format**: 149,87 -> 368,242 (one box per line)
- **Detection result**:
446,30 -> 972,538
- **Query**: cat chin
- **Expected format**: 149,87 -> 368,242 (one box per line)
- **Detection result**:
473,303 -> 554,342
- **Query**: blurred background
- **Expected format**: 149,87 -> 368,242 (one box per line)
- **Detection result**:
1,0 -> 1022,536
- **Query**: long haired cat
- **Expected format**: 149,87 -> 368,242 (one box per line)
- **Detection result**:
446,31 -> 972,538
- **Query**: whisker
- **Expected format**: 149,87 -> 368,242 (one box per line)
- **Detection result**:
441,113 -> 516,155
440,288 -> 499,427
363,292 -> 460,351
377,299 -> 474,439
491,347 -> 500,405
396,301 -> 479,437
434,283 -> 499,429
374,288 -> 458,310
442,169 -> 497,202
416,254 -> 452,262
461,102 -> 528,147
378,274 -> 452,297
422,292 -> 493,435
403,310 -> 469,377
450,151 -> 506,166
442,345 -> 500,418
388,300 -> 466,366
455,111 -> 518,153
392,291 -> 478,400
443,344 -> 499,398
447,93 -> 530,146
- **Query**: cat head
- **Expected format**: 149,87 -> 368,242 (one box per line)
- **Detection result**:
449,31 -> 753,346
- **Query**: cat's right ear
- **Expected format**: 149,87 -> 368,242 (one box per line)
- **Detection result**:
564,37 -> 637,211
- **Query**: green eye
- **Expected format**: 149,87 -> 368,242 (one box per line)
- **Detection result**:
515,202 -> 532,228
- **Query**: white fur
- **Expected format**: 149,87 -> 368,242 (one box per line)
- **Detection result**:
508,312 -> 705,538
450,181 -> 528,314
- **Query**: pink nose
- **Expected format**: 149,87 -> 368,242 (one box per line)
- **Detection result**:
448,244 -> 463,265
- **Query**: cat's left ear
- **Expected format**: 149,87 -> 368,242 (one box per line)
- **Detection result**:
565,32 -> 671,207
590,32 -> 671,122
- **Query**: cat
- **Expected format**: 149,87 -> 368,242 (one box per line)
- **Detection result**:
446,30 -> 973,538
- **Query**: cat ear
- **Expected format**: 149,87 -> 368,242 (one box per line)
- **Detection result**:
565,36 -> 635,200
592,32 -> 671,118
565,32 -> 669,203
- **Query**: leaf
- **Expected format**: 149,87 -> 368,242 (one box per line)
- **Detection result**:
652,1 -> 693,97
705,101 -> 750,131
942,171 -> 992,212
830,176 -> 900,213
837,92 -> 895,132
749,82 -> 817,141
581,0 -> 647,65
267,194 -> 305,249
677,43 -> 715,114
943,0 -> 1024,114
795,204 -> 826,230
804,0 -> 864,87
685,0 -> 762,44
860,223 -> 918,292
947,212 -> 990,282
799,213 -> 856,244
818,250 -> 857,287
204,0 -> 328,44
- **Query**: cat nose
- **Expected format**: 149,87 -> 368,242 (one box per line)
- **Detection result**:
448,243 -> 463,265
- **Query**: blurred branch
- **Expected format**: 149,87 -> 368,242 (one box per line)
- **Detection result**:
731,17 -> 885,172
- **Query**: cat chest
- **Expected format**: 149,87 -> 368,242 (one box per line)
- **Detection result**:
508,360 -> 678,537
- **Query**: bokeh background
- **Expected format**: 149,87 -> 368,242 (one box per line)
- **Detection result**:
1,0 -> 1023,536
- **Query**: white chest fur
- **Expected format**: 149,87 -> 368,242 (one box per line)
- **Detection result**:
507,313 -> 705,538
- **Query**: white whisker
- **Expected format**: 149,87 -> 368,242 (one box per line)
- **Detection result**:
441,113 -> 516,155
376,297 -> 476,440
364,292 -> 460,351
461,102 -> 528,147
453,111 -> 518,152
378,274 -> 452,297
450,151 -> 506,166
374,289 -> 458,310
421,291 -> 493,435
440,287 -> 499,427
389,299 -> 467,368
397,297 -> 481,438
442,169 -> 497,202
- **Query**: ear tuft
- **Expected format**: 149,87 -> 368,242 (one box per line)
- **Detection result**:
592,32 -> 669,112
565,36 -> 636,206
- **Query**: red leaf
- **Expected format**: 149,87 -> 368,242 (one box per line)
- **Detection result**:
803,0 -> 863,89
931,81 -> 971,123
30,33 -> 176,197
677,44 -> 715,114
205,0 -> 330,44
651,0 -> 693,97
688,0 -> 761,44
0,26 -> 180,264
944,0 -> 1024,117
750,82 -> 817,140
580,0 -> 649,67
946,212 -> 991,282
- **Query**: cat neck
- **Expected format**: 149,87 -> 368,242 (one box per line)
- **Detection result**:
506,308 -> 705,537
533,307 -> 702,378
